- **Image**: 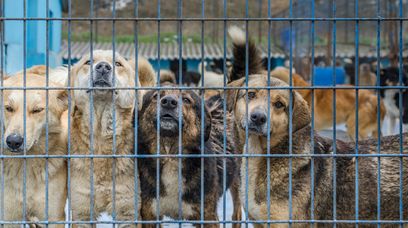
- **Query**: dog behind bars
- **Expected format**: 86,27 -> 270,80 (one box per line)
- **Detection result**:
227,26 -> 408,227
137,83 -> 241,227
69,50 -> 154,227
1,73 -> 68,227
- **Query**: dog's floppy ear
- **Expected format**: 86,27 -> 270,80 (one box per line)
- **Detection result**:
51,89 -> 69,115
226,78 -> 245,112
291,90 -> 311,132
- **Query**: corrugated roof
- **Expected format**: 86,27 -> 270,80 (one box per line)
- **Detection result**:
60,41 -> 398,60
60,41 -> 286,60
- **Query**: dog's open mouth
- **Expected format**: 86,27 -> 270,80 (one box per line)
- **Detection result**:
159,112 -> 179,136
93,80 -> 112,88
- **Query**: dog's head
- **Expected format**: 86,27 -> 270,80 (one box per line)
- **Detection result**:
227,75 -> 310,144
380,67 -> 408,86
139,84 -> 212,149
2,74 -> 68,153
70,50 -> 140,109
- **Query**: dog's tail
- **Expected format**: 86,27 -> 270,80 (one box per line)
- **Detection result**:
159,70 -> 176,84
129,57 -> 157,87
228,26 -> 264,81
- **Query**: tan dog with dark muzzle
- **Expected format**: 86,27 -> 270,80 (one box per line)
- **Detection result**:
69,50 -> 142,227
2,73 -> 68,228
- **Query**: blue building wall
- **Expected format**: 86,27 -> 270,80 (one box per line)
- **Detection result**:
4,0 -> 62,74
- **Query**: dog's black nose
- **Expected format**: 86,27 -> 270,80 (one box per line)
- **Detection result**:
161,95 -> 178,109
250,111 -> 267,125
6,133 -> 24,150
95,62 -> 112,75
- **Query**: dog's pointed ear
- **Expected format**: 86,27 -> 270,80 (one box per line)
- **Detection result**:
204,106 -> 212,142
292,91 -> 311,132
226,78 -> 245,112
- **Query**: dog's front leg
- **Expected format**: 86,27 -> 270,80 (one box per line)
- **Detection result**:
139,200 -> 162,228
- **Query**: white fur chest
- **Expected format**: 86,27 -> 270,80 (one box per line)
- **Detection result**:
240,137 -> 266,220
240,157 -> 266,220
151,159 -> 194,219
384,90 -> 400,118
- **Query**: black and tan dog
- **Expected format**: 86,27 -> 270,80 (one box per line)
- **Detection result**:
137,84 -> 241,227
227,26 -> 408,227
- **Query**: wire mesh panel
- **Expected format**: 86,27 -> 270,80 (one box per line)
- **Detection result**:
0,0 -> 407,227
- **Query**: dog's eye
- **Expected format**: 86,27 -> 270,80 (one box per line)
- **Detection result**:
152,92 -> 158,99
115,61 -> 123,67
273,101 -> 284,109
183,97 -> 191,104
85,60 -> 91,65
31,107 -> 44,114
4,106 -> 14,113
247,92 -> 256,100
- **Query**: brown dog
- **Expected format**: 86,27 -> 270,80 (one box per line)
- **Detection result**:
69,50 -> 142,227
2,73 -> 68,227
137,84 -> 241,227
227,27 -> 408,227
270,66 -> 386,140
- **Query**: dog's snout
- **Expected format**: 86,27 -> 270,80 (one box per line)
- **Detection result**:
6,133 -> 24,151
95,62 -> 112,75
161,95 -> 178,109
250,111 -> 267,125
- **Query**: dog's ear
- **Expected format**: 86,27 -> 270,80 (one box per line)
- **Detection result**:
292,90 -> 311,132
226,78 -> 245,112
51,89 -> 69,115
204,106 -> 212,142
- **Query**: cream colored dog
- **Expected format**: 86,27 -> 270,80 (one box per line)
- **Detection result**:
69,50 -> 141,227
2,73 -> 68,227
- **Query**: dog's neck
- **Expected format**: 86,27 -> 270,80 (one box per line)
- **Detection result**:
71,99 -> 134,155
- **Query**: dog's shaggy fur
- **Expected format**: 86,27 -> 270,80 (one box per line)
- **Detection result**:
69,50 -> 141,227
137,85 -> 241,227
227,27 -> 408,227
2,73 -> 68,227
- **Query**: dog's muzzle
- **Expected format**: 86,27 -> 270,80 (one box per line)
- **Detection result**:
5,133 -> 24,153
247,109 -> 268,135
93,61 -> 112,88
155,95 -> 180,137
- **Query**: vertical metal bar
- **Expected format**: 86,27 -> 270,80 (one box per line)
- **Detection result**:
132,0 -> 140,225
155,0 -> 162,226
397,0 -> 404,226
331,1 -> 337,227
375,0 -> 381,226
288,0 -> 293,227
67,0 -> 73,227
88,0 -> 95,224
221,0 -> 228,226
310,0 -> 316,226
200,0 -> 205,227
266,0 -> 272,226
0,0 -> 5,226
244,1 -> 250,227
177,0 -> 183,225
354,0 -> 360,226
23,0 -> 27,225
0,0 -> 4,226
111,0 -> 117,226
45,0 -> 50,226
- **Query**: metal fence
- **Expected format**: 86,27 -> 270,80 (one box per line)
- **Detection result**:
0,0 -> 408,227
